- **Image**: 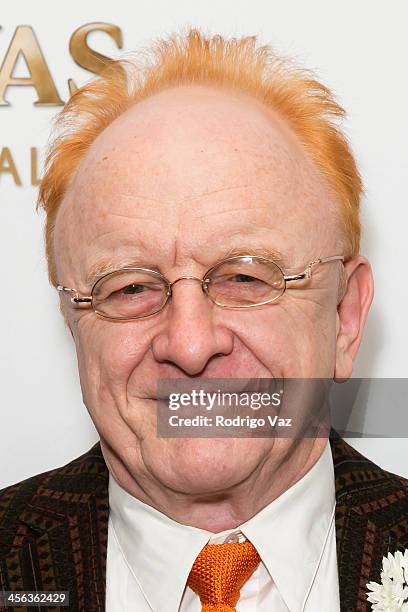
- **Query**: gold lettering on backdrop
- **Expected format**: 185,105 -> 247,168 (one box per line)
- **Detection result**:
0,26 -> 63,106
0,147 -> 22,185
30,147 -> 40,186
0,23 -> 124,188
0,147 -> 41,187
68,23 -> 123,96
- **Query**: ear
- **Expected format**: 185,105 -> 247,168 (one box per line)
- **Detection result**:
334,256 -> 374,381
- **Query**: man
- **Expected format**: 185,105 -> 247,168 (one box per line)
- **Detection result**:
0,29 -> 407,612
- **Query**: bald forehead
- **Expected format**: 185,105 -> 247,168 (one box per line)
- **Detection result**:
67,84 -> 328,207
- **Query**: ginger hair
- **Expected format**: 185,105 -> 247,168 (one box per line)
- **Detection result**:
37,29 -> 362,287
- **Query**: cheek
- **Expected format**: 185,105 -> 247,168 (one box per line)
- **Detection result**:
281,305 -> 337,375
232,301 -> 337,376
73,317 -> 148,397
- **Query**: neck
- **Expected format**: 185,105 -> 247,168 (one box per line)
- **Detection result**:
102,437 -> 327,532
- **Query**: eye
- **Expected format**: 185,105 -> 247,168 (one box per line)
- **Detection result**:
122,284 -> 147,294
215,273 -> 266,287
231,274 -> 259,283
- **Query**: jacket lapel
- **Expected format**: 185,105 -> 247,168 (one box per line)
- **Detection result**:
332,436 -> 408,612
1,444 -> 109,612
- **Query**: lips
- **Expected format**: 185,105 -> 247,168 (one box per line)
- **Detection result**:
143,376 -> 280,399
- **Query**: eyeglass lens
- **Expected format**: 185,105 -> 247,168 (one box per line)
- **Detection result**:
91,258 -> 285,319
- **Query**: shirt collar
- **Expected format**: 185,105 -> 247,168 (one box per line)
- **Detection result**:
109,477 -> 210,612
109,440 -> 335,612
239,441 -> 336,610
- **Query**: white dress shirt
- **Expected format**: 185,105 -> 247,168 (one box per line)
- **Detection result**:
106,441 -> 340,611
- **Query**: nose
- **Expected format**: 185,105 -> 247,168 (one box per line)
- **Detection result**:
151,278 -> 234,375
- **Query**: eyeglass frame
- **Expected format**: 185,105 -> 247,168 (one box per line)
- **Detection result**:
57,254 -> 345,320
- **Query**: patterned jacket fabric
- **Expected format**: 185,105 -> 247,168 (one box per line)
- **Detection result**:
1,436 -> 407,612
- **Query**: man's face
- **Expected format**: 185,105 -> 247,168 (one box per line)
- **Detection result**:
54,86 -> 352,498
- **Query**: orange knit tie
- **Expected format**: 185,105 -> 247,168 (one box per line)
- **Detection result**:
187,541 -> 261,612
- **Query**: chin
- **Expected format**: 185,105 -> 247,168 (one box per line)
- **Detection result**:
143,437 -> 268,495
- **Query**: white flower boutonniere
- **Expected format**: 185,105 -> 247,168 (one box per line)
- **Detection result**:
367,550 -> 408,610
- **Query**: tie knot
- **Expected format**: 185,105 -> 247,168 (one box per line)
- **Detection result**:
187,541 -> 261,612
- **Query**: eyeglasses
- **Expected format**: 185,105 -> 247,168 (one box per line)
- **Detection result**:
57,254 -> 344,321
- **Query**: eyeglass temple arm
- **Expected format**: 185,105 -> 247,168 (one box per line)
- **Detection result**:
57,285 -> 92,304
284,255 -> 345,283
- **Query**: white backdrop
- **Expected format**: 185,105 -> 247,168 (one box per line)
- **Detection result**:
1,0 -> 407,489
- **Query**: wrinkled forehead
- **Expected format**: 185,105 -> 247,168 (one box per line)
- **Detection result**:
55,85 -> 339,277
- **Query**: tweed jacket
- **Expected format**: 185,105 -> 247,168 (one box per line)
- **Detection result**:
1,436 -> 408,612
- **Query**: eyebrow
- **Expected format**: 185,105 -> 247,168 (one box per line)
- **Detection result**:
85,257 -> 161,287
221,246 -> 288,267
85,246 -> 289,287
